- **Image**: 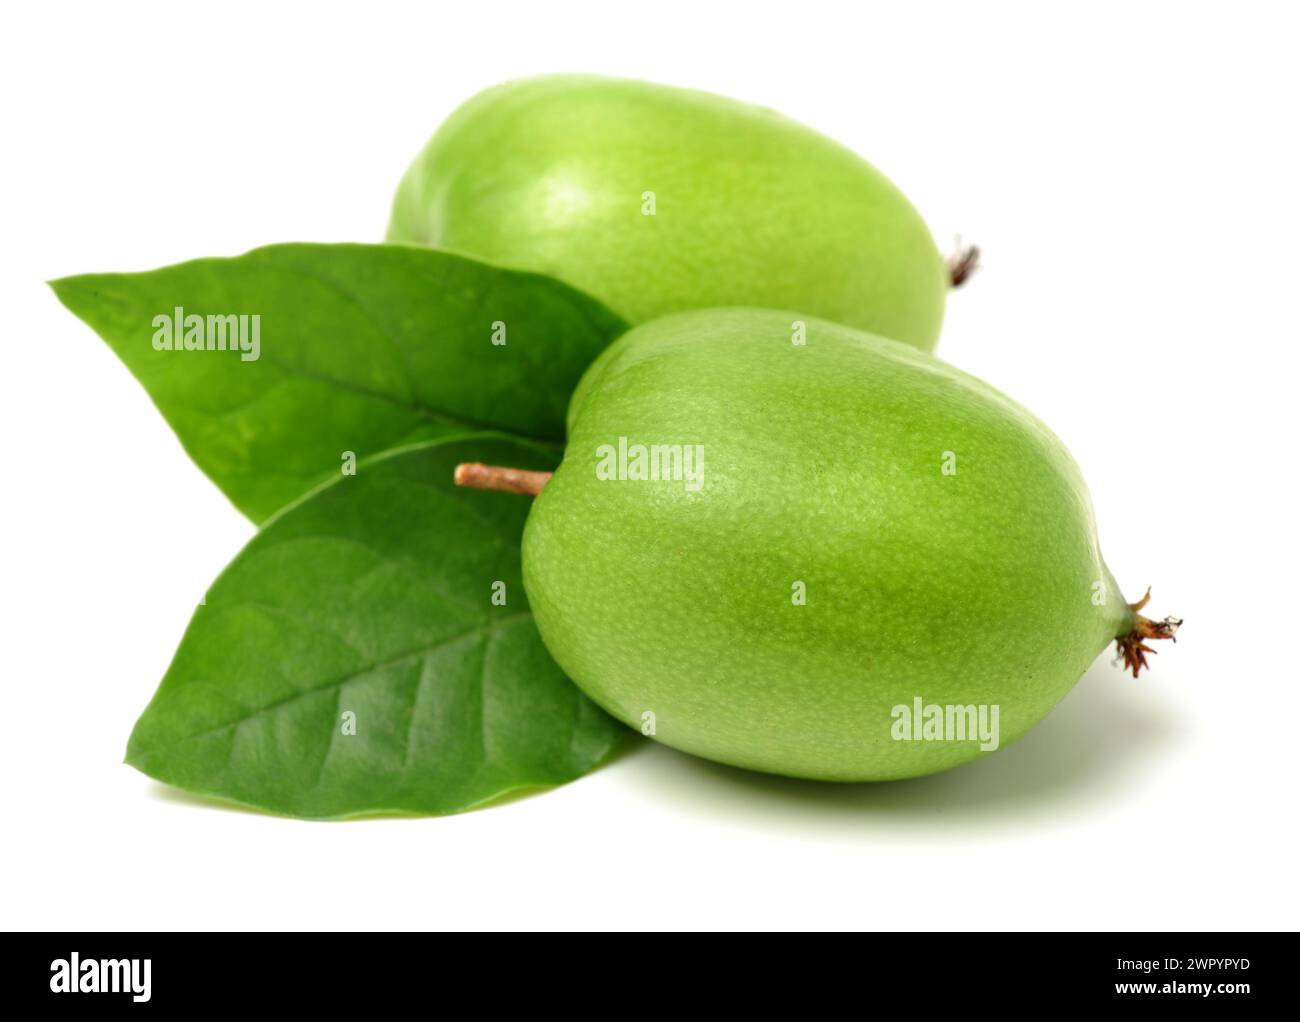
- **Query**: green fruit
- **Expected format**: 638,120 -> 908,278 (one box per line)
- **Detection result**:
518,308 -> 1177,781
387,75 -> 951,351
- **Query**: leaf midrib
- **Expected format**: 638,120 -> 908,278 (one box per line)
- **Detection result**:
128,610 -> 535,761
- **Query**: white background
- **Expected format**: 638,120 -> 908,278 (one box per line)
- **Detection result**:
3,1 -> 1297,931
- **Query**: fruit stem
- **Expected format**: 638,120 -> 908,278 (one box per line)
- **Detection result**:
453,463 -> 552,497
948,241 -> 980,288
1115,587 -> 1183,677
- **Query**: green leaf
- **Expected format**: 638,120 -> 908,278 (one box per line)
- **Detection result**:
126,435 -> 626,819
51,243 -> 626,522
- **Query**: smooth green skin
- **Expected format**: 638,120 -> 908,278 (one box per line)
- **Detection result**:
387,75 -> 949,351
523,309 -> 1133,781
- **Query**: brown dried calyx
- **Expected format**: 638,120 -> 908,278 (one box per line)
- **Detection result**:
1116,588 -> 1183,677
948,242 -> 980,288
